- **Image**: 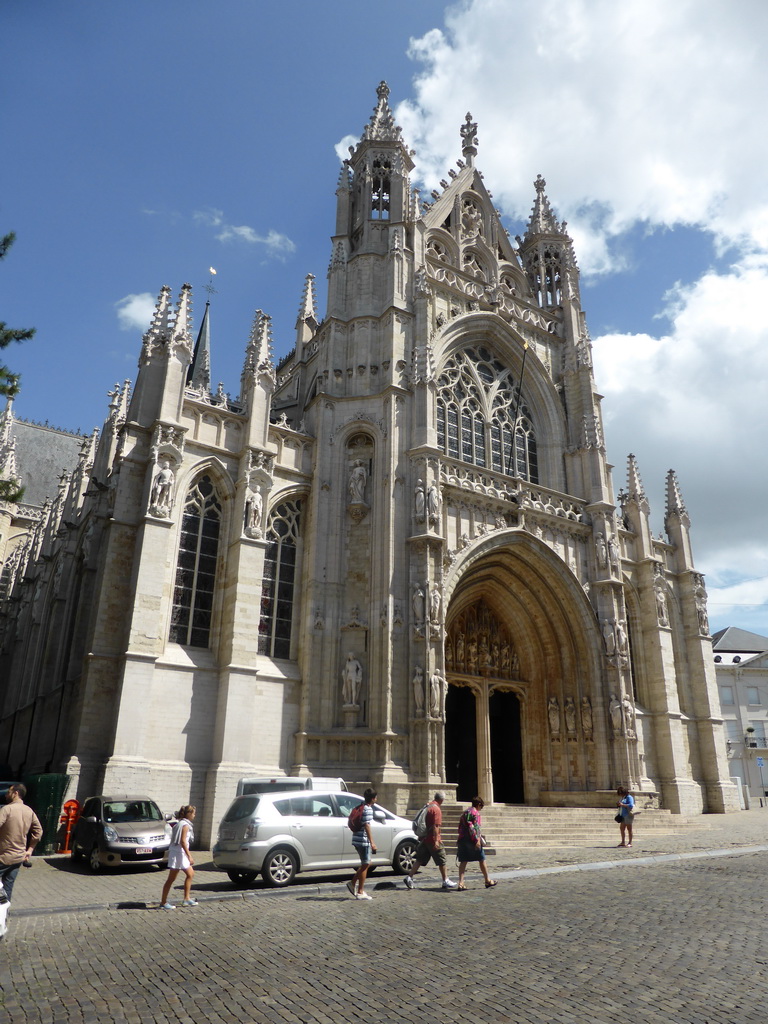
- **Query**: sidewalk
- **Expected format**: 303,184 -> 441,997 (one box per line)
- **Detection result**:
9,807 -> 768,917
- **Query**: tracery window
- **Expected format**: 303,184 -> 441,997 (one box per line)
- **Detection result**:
258,498 -> 302,659
371,159 -> 391,220
169,475 -> 222,648
436,346 -> 538,482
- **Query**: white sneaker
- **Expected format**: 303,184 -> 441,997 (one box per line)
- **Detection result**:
442,878 -> 457,889
160,902 -> 175,910
355,892 -> 373,900
404,875 -> 415,889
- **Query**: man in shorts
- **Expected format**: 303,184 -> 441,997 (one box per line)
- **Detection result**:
404,790 -> 456,890
347,787 -> 377,901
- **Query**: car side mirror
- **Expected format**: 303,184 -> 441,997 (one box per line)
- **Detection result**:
165,813 -> 173,822
373,810 -> 386,823
85,816 -> 98,823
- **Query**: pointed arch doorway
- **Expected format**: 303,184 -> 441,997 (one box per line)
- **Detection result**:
444,600 -> 524,804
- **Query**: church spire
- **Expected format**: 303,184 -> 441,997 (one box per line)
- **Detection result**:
361,81 -> 404,144
516,176 -> 580,308
665,469 -> 690,525
295,273 -> 318,346
626,453 -> 646,503
188,301 -> 212,392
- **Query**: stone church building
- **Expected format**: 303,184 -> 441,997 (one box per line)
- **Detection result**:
0,84 -> 738,843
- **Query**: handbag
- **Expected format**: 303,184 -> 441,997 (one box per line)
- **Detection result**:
614,813 -> 623,823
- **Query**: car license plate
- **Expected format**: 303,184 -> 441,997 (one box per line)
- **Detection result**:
136,847 -> 153,855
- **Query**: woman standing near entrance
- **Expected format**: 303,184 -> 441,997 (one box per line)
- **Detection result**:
456,797 -> 496,889
616,787 -> 635,847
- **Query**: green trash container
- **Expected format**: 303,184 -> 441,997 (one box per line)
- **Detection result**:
23,774 -> 71,855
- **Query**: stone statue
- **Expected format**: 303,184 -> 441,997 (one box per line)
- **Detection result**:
429,586 -> 442,625
467,639 -> 478,673
429,673 -> 442,718
580,697 -> 593,741
595,533 -> 608,569
412,666 -> 425,715
547,696 -> 560,739
602,619 -> 616,656
608,536 -> 620,570
655,584 -> 668,626
414,479 -> 426,522
456,632 -> 465,666
615,619 -> 629,657
621,696 -> 636,739
500,641 -> 511,676
564,697 -> 577,736
609,693 -> 623,736
427,483 -> 439,521
695,583 -> 709,635
341,652 -> 363,706
245,488 -> 263,536
348,460 -> 367,504
412,584 -> 425,630
150,459 -> 175,516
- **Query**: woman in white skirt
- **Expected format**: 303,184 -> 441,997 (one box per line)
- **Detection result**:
160,805 -> 197,909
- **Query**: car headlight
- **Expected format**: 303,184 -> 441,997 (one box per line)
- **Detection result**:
104,825 -> 119,842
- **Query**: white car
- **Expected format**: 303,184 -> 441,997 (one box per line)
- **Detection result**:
213,790 -> 417,887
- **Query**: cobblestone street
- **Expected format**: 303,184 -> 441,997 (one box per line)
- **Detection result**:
3,842 -> 767,1024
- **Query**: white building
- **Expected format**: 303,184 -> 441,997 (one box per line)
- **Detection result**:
713,627 -> 768,803
0,84 -> 739,844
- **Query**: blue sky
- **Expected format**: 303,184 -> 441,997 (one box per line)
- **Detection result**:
4,0 -> 767,635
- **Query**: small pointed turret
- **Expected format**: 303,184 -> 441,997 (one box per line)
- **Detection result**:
460,112 -> 478,168
665,469 -> 689,523
361,81 -> 404,144
516,176 -> 580,308
188,301 -> 212,392
295,274 -> 318,346
626,454 -> 647,504
620,453 -> 654,555
240,310 -> 274,401
0,399 -> 18,487
664,469 -> 695,569
172,284 -> 194,356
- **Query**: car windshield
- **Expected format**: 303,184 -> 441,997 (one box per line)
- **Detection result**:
223,796 -> 261,822
103,800 -> 163,823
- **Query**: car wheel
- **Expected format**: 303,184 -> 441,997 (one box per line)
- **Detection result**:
88,845 -> 102,873
262,847 -> 298,887
393,839 -> 417,875
226,869 -> 258,887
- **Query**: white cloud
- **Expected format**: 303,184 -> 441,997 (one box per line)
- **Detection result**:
193,207 -> 295,260
335,134 -> 358,163
398,0 -> 768,272
115,292 -> 157,332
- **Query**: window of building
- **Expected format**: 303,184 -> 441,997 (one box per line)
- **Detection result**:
371,159 -> 391,220
749,721 -> 766,745
169,474 -> 222,648
720,686 -> 734,706
258,498 -> 302,659
747,687 -> 760,705
436,346 -> 538,482
724,720 -> 742,743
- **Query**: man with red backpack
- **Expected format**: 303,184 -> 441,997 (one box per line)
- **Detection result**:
346,788 -> 377,901
403,790 -> 456,890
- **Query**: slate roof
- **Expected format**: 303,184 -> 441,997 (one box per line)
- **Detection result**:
711,626 -> 768,653
11,419 -> 86,508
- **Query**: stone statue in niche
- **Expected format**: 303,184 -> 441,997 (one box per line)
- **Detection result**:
609,694 -> 623,736
412,584 -> 426,633
341,653 -> 363,707
602,619 -> 616,657
430,586 -> 442,625
608,536 -> 620,571
564,697 -> 577,738
621,696 -> 636,739
429,673 -> 443,718
414,479 -> 426,522
467,639 -> 478,674
595,533 -> 608,570
547,696 -> 560,740
244,487 -> 263,538
412,666 -> 425,716
655,583 -> 669,626
500,641 -> 511,676
348,460 -> 368,505
456,632 -> 465,667
427,483 -> 439,523
615,620 -> 629,657
580,697 -> 593,742
149,459 -> 175,517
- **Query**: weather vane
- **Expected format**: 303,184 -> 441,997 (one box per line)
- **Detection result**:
203,266 -> 218,300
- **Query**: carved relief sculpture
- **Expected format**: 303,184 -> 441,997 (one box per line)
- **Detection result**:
413,666 -> 425,716
149,459 -> 175,518
580,697 -> 593,742
547,696 -> 560,740
341,652 -> 363,707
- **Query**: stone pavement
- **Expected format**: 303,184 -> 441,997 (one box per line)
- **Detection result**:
7,806 -> 768,915
2,820 -> 768,1024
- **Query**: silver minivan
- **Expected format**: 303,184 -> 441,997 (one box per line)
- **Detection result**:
213,790 -> 417,887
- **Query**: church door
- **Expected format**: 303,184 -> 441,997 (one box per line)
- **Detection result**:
445,684 -> 477,802
489,689 -> 524,803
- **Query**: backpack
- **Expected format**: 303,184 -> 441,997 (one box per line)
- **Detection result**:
412,803 -> 430,838
347,802 -> 365,833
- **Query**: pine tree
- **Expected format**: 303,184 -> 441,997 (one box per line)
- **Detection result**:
0,232 -> 35,502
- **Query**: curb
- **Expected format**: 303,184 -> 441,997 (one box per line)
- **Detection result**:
10,843 -> 768,919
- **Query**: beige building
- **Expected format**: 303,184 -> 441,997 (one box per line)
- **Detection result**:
0,84 -> 738,844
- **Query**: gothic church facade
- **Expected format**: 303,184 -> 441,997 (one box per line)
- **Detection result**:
0,84 -> 738,843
